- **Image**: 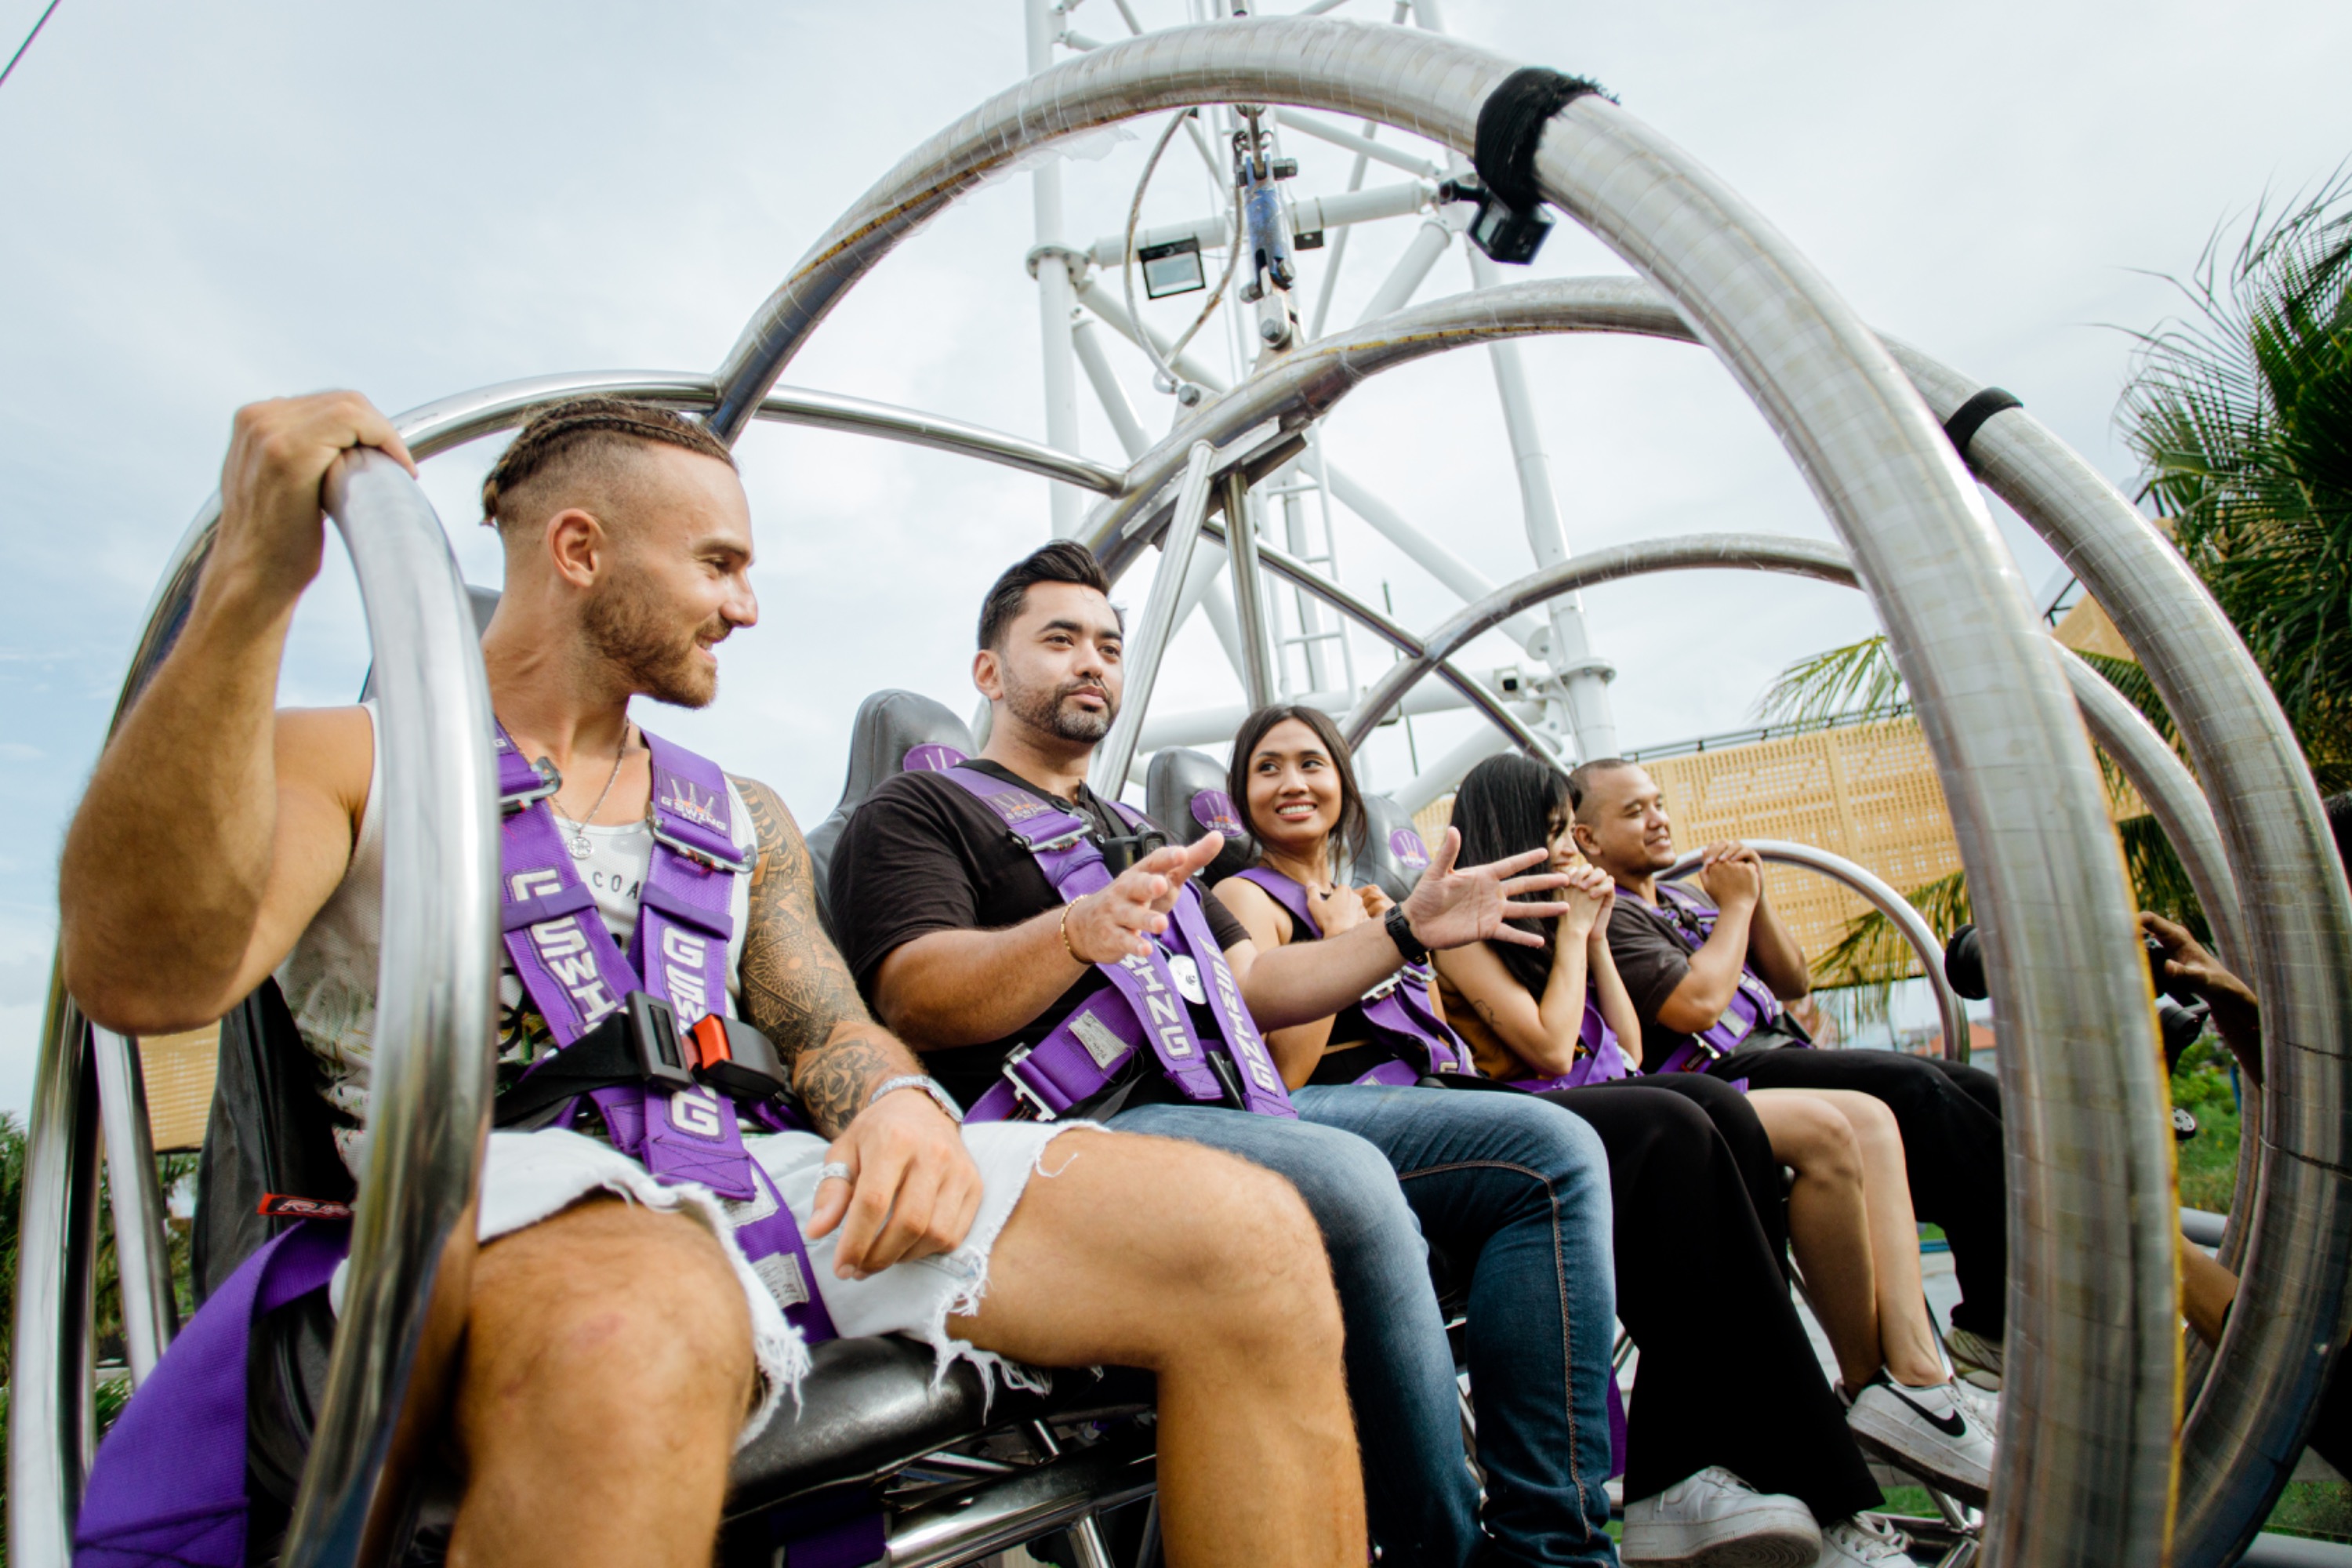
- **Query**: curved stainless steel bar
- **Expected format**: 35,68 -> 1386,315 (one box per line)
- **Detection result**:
1661,839 -> 1973,1064
707,37 -> 2178,1555
91,1026 -> 177,1384
1339,535 -> 1856,750
9,964 -> 101,1566
1221,518 -> 1562,768
278,450 -> 500,1568
1078,277 -> 1689,577
390,371 -> 1125,493
1885,341 -> 2352,1566
2051,646 -> 2247,971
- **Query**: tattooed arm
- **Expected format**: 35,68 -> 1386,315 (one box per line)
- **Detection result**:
733,775 -> 982,1277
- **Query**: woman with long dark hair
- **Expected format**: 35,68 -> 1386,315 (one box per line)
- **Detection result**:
1214,706 -> 1916,1568
1441,754 -> 1994,1499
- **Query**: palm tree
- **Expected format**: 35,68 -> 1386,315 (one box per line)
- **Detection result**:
2123,168 -> 2352,790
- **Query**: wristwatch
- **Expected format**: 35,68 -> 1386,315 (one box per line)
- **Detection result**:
868,1073 -> 966,1124
1385,905 -> 1430,964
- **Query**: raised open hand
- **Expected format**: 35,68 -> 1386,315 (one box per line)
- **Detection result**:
1062,833 -> 1225,963
1398,827 -> 1578,952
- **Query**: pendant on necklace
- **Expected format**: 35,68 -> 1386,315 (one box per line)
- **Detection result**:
569,836 -> 593,861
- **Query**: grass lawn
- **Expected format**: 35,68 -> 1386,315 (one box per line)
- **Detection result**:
2174,1037 -> 2244,1214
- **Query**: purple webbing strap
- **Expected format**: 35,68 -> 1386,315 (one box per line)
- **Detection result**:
1647,884 -> 1788,1075
938,768 -> 1226,1107
75,1224 -> 349,1568
967,989 -> 1147,1123
1166,884 -> 1294,1117
497,731 -> 635,1047
1234,866 -> 1468,1083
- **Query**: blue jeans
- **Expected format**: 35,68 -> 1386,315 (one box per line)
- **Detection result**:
1294,1084 -> 1618,1568
1107,1103 -> 1481,1567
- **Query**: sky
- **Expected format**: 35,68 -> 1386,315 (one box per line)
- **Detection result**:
1,0 -> 2346,1113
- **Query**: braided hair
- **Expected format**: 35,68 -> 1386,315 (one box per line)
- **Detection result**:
480,397 -> 737,529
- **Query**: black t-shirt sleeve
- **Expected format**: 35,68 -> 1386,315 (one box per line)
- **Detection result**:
1205,893 -> 1250,951
826,776 -> 985,993
1606,898 -> 1697,1033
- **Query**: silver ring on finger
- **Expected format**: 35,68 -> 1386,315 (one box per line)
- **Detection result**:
817,1161 -> 853,1187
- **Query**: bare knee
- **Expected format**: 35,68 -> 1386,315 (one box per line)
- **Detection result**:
1776,1102 -> 1864,1189
1147,1152 -> 1341,1359
466,1200 -> 753,1446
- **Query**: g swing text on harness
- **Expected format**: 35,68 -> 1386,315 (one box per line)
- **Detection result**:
1233,861 -> 1632,1093
938,766 -> 1298,1123
74,724 -> 831,1568
1645,883 -> 1806,1075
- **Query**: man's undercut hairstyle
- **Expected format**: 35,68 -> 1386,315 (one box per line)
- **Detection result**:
978,540 -> 1116,651
480,396 -> 738,532
1565,757 -> 1639,824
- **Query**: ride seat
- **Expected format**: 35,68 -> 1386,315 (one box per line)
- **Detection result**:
805,690 -> 976,938
1351,794 -> 1435,903
1144,748 -> 1255,884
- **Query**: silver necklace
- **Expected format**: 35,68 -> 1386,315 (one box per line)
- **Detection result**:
551,727 -> 631,860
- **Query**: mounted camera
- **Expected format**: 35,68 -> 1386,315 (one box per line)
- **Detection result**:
1437,175 -> 1555,266
1944,922 -> 2213,1073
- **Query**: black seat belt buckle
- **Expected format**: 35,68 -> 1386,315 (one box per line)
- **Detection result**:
624,992 -> 696,1092
687,1014 -> 792,1102
1097,826 -> 1170,877
1203,1050 -> 1249,1110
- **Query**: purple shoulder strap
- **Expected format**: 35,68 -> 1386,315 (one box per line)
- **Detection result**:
1235,865 -> 1468,1080
1646,884 -> 1788,1074
75,1223 -> 347,1568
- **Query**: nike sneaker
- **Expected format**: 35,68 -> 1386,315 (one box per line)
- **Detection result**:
1620,1465 -> 1822,1567
1811,1515 -> 1919,1566
1846,1371 -> 1995,1507
1945,1326 -> 2003,1392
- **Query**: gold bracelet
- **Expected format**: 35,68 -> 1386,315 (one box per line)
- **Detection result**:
1059,901 -> 1087,966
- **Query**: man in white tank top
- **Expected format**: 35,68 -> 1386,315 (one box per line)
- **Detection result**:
60,393 -> 1364,1568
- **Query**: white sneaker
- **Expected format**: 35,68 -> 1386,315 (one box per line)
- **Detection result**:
1846,1373 -> 1995,1507
1946,1326 -> 2003,1392
1812,1515 -> 1919,1566
1620,1465 -> 1823,1568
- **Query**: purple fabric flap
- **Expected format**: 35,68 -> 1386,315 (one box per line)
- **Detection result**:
76,1223 -> 347,1568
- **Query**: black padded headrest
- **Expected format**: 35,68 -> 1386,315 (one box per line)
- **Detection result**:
1145,747 -> 1256,884
806,691 -> 976,936
1350,794 -> 1436,904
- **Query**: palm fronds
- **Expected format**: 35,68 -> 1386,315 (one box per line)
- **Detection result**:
1755,633 -> 1907,727
2121,167 -> 2352,789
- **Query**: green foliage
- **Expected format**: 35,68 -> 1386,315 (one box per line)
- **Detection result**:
2122,169 -> 2352,792
2174,1035 -> 2244,1214
1755,634 -> 1906,728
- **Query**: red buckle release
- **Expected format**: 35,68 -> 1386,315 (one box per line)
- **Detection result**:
258,1193 -> 353,1220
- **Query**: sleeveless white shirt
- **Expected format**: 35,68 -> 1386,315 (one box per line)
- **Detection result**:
275,703 -> 756,1170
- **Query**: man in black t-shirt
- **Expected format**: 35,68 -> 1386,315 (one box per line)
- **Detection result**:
1572,757 -> 2011,1385
831,543 -> 1624,1568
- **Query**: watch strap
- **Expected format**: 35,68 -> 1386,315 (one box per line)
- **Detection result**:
868,1073 -> 966,1125
1385,905 -> 1430,965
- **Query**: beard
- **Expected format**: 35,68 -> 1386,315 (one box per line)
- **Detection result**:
1004,667 -> 1116,744
583,576 -> 724,709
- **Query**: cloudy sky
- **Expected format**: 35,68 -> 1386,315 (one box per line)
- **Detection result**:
1,0 -> 2345,1112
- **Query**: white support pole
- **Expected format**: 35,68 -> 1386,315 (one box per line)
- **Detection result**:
1463,249 -> 1618,757
1222,470 -> 1279,710
1352,216 -> 1453,328
1320,464 -> 1546,652
1071,315 -> 1152,459
1025,0 -> 1084,538
1393,724 -> 1515,817
1093,442 -> 1219,797
1140,677 -> 1526,753
1072,277 -> 1230,404
1277,467 -> 1335,691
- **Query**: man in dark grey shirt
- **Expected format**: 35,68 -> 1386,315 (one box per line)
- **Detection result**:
1575,757 -> 2011,1389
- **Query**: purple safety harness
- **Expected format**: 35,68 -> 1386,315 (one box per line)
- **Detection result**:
1229,865 -> 1467,1087
74,726 -> 837,1568
1642,883 -> 1795,1076
942,767 -> 1294,1123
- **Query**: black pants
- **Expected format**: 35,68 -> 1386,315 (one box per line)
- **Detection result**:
1710,1046 -> 2008,1339
1538,1079 -> 1880,1522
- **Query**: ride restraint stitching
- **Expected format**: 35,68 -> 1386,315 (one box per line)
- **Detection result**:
1472,67 -> 1615,216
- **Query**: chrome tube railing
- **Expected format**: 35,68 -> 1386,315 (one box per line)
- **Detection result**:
277,450 -> 499,1568
1661,839 -> 1973,1064
1091,441 -> 1218,797
9,449 -> 499,1568
1338,535 -> 1857,751
89,1027 -> 177,1384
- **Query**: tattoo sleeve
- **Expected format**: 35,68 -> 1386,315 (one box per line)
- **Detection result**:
732,775 -> 920,1137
